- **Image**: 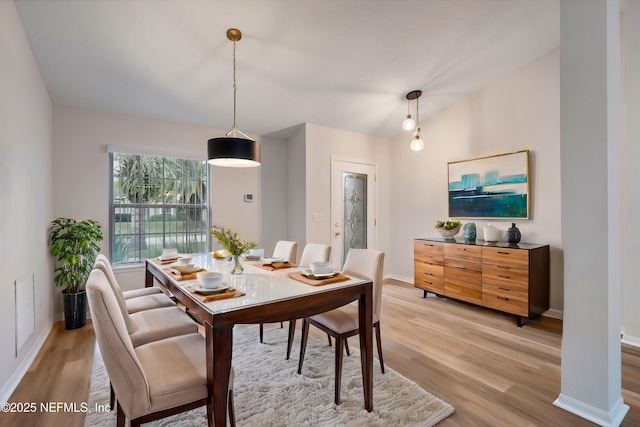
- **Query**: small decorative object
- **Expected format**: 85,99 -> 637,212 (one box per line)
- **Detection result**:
483,223 -> 502,243
210,226 -> 257,275
462,222 -> 476,241
435,219 -> 462,238
506,223 -> 522,244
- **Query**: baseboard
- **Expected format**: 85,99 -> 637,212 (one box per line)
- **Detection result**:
554,393 -> 629,427
542,308 -> 563,320
621,333 -> 640,348
384,274 -> 413,284
0,320 -> 53,403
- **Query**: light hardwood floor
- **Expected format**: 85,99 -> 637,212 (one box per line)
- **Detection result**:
1,279 -> 638,426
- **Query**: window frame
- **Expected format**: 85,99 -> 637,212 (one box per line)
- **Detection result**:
108,149 -> 210,266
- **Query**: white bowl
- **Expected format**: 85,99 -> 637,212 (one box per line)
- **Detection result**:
177,256 -> 193,264
248,248 -> 264,258
197,271 -> 224,289
310,261 -> 332,275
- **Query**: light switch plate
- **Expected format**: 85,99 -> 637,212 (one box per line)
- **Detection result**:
312,213 -> 323,223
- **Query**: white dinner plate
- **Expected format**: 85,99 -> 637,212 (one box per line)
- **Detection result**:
192,284 -> 231,295
301,270 -> 339,279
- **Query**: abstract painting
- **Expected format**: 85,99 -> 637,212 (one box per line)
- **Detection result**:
448,150 -> 530,219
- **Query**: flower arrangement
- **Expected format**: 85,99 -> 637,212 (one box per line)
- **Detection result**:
210,226 -> 257,256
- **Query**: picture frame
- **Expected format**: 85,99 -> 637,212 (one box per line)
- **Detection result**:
448,150 -> 530,219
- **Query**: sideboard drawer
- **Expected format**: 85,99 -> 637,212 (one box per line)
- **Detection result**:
483,285 -> 528,316
415,273 -> 445,294
414,240 -> 444,258
482,246 -> 529,270
482,264 -> 529,292
444,243 -> 482,263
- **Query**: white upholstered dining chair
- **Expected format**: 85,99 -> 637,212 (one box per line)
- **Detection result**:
95,254 -> 175,313
93,258 -> 198,347
272,240 -> 298,263
284,243 -> 332,359
297,248 -> 385,405
86,268 -> 235,427
259,240 -> 299,344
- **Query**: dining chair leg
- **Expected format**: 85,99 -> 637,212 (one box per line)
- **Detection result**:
335,336 -> 344,405
327,333 -> 332,346
344,339 -> 350,356
110,383 -> 115,410
116,401 -> 126,427
259,323 -> 264,343
297,319 -> 310,374
375,323 -> 385,373
286,319 -> 296,360
228,390 -> 236,427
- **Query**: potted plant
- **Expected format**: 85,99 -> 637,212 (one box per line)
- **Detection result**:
49,217 -> 104,330
435,219 -> 462,238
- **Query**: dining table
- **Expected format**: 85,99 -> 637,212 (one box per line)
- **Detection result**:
145,253 -> 373,427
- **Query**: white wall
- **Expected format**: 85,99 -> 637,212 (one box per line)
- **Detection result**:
389,49 -> 564,313
52,105 -> 260,295
304,123 -> 391,265
0,1 -> 54,401
286,125 -> 307,261
260,136 -> 289,254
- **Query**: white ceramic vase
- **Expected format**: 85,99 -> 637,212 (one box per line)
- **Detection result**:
483,223 -> 502,243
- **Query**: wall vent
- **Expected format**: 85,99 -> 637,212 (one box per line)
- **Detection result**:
15,273 -> 35,357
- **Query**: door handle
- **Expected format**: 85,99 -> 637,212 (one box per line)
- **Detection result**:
335,231 -> 341,236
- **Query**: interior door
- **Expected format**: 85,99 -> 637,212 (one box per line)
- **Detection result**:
331,159 -> 376,270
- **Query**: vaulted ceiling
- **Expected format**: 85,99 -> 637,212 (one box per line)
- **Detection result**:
15,0 -> 559,139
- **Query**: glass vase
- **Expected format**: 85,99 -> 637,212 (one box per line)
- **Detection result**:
229,255 -> 244,275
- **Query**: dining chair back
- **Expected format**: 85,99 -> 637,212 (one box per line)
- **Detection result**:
93,258 -> 198,347
281,243 -> 332,359
272,240 -> 298,263
93,255 -> 175,314
298,243 -> 331,267
297,248 -> 385,405
86,268 -> 236,427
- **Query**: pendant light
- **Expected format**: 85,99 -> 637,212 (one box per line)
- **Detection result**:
207,28 -> 261,167
405,90 -> 424,152
402,95 -> 416,131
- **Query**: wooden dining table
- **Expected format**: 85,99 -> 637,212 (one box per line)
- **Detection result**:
145,253 -> 373,427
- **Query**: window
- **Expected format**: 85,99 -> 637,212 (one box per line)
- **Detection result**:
109,152 -> 208,265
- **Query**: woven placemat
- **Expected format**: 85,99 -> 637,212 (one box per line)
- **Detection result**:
287,271 -> 350,286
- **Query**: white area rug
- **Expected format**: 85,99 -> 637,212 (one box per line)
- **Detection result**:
85,325 -> 453,426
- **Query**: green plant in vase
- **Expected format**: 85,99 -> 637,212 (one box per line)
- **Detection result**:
435,219 -> 462,238
210,226 -> 257,274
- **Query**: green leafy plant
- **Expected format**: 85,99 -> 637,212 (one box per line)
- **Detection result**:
435,219 -> 462,230
210,226 -> 257,256
49,218 -> 104,293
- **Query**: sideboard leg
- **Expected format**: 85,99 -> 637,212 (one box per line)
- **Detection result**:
423,290 -> 428,298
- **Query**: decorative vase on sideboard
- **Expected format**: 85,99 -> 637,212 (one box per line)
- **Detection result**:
462,223 -> 476,241
506,223 -> 522,244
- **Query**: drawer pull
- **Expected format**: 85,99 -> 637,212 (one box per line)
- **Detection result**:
457,247 -> 466,251
424,255 -> 433,258
424,272 -> 433,276
497,265 -> 510,269
498,287 -> 510,291
425,280 -> 433,284
497,251 -> 509,255
498,274 -> 510,278
497,296 -> 509,301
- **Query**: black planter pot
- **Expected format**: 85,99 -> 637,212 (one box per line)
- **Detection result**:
63,290 -> 87,330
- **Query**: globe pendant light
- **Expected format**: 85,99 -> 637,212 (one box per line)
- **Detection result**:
402,94 -> 416,131
405,90 -> 424,152
207,28 -> 261,167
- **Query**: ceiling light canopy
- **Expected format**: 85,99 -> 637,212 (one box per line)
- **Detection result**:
403,90 -> 424,152
208,28 -> 261,167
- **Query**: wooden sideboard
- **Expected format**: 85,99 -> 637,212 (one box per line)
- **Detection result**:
414,238 -> 549,326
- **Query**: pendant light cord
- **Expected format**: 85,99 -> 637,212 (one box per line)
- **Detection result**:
232,39 -> 237,135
